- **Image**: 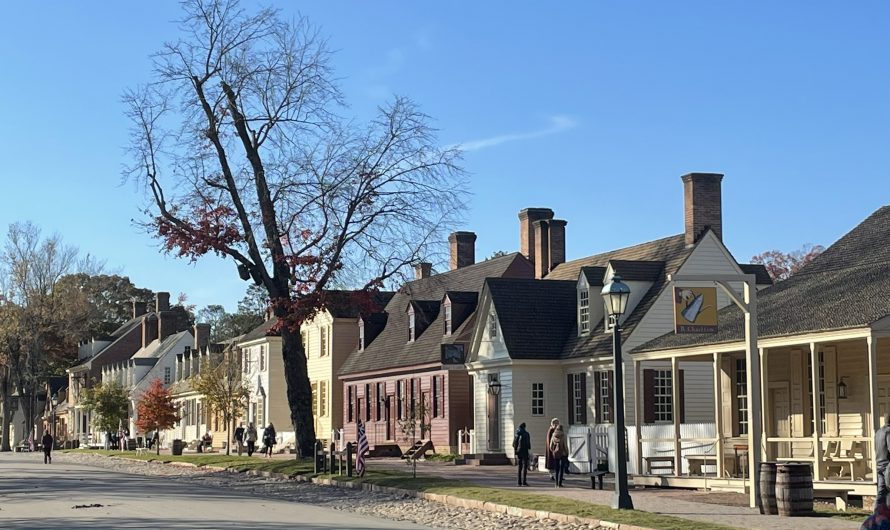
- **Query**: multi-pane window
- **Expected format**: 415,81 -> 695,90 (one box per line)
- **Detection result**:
488,310 -> 498,339
444,304 -> 452,335
735,359 -> 748,435
319,381 -> 328,417
259,346 -> 266,371
312,382 -> 319,417
571,373 -> 585,424
257,397 -> 265,428
164,366 -> 171,385
597,372 -> 612,423
347,386 -> 354,422
408,311 -> 416,342
243,350 -> 251,373
531,383 -> 544,416
654,370 -> 673,423
579,289 -> 590,333
433,376 -> 440,417
365,384 -> 372,421
320,327 -> 328,357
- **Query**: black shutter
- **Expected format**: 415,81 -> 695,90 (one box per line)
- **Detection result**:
579,373 -> 588,425
679,369 -> 686,424
566,373 -> 575,424
643,369 -> 655,424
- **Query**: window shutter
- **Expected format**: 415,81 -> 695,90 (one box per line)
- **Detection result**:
643,369 -> 655,424
566,373 -> 575,424
679,369 -> 686,424
579,373 -> 588,425
594,373 -> 602,424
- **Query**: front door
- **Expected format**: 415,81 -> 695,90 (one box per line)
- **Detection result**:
770,385 -> 791,459
487,391 -> 500,451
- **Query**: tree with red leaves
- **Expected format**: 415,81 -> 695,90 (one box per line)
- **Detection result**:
123,0 -> 465,457
751,244 -> 825,282
136,379 -> 180,455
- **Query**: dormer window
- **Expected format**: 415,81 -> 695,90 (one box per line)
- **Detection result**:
579,288 -> 590,334
488,308 -> 498,339
358,319 -> 365,351
444,303 -> 453,336
408,308 -> 416,342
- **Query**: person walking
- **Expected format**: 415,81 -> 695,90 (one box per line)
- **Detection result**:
41,430 -> 53,464
876,413 -> 890,507
546,418 -> 560,481
234,423 -> 245,456
246,423 -> 258,457
262,423 -> 277,457
550,424 -> 569,488
513,423 -> 531,486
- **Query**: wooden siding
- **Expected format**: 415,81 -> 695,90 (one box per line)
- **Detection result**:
506,365 -> 565,458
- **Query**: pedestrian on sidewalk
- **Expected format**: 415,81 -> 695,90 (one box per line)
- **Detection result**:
876,413 -> 890,508
550,424 -> 568,488
246,423 -> 258,456
41,430 -> 53,464
262,423 -> 276,457
546,418 -> 560,481
234,423 -> 245,456
513,423 -> 531,487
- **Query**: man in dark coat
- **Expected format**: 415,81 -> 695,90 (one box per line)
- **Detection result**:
41,431 -> 54,464
876,414 -> 890,507
513,423 -> 531,487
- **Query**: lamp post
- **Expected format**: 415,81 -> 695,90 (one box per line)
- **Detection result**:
601,275 -> 634,510
51,394 -> 58,440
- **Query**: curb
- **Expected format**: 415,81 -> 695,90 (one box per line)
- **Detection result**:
240,467 -> 655,530
82,455 -> 655,530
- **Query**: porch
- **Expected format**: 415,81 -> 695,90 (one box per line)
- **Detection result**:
630,331 -> 889,500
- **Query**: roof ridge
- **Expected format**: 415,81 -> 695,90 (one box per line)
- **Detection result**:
555,234 -> 684,268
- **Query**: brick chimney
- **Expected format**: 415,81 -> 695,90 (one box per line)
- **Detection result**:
448,231 -> 476,270
518,208 -> 554,267
548,219 -> 567,272
132,301 -> 147,319
158,310 -> 177,341
414,262 -> 432,280
142,313 -> 158,348
682,173 -> 724,247
194,323 -> 211,352
155,292 -> 170,312
533,220 -> 550,279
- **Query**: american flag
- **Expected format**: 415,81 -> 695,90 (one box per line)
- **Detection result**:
355,420 -> 369,477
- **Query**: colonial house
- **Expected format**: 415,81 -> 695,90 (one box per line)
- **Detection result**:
66,292 -> 190,446
166,332 -> 237,450
239,318 -> 294,449
305,290 -> 394,444
339,232 -> 534,454
632,204 -> 890,501
101,323 -> 202,439
466,173 -> 773,464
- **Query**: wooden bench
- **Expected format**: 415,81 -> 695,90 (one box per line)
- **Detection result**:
684,454 -> 719,476
644,456 -> 675,474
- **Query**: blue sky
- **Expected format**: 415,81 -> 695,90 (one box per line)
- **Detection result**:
1,2 -> 887,311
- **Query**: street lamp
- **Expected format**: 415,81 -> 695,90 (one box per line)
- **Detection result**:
601,275 -> 634,510
51,393 -> 58,440
487,378 -> 502,396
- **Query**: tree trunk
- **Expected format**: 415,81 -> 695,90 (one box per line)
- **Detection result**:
0,368 -> 10,452
279,325 -> 315,458
225,413 -> 231,456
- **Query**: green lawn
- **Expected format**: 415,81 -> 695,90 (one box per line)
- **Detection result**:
67,450 -> 742,530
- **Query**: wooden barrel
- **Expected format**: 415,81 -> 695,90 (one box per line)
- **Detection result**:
775,463 -> 813,516
759,462 -> 778,515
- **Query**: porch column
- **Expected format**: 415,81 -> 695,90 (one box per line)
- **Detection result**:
809,342 -> 823,482
868,334 -> 879,485
713,352 -> 724,478
760,347 -> 768,458
634,360 -> 643,475
743,280 -> 762,508
672,357 -> 682,475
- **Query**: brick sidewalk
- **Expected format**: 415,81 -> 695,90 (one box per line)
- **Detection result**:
369,458 -> 862,530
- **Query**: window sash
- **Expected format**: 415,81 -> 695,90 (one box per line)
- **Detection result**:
573,375 -> 584,424
579,289 -> 590,333
654,370 -> 673,423
531,383 -> 544,416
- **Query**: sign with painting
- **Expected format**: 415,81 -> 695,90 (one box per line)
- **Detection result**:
674,286 -> 718,333
441,344 -> 466,367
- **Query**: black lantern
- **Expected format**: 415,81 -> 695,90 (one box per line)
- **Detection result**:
602,275 -> 631,319
838,377 -> 848,400
487,378 -> 502,396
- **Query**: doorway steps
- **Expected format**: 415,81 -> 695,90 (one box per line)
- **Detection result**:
401,440 -> 433,460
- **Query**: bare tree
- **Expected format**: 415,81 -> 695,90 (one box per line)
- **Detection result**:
123,0 -> 465,456
192,351 -> 250,455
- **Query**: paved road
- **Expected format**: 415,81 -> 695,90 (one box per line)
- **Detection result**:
0,452 -> 434,530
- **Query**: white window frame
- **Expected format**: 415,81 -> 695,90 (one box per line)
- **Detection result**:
571,373 -> 585,425
164,366 -> 171,385
320,327 -> 328,357
597,371 -> 612,423
531,383 -> 544,416
654,369 -> 673,423
579,289 -> 590,334
488,309 -> 498,339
